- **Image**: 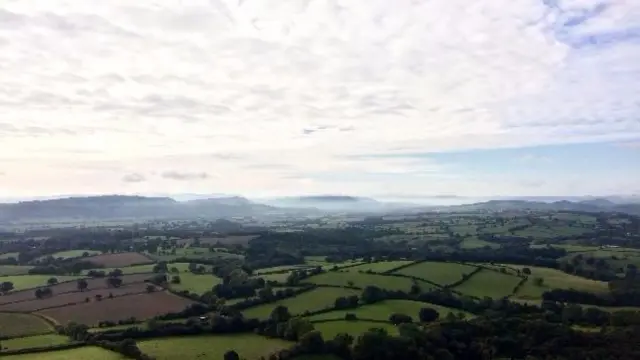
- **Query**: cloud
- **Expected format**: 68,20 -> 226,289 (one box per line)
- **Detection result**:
161,171 -> 210,181
0,0 -> 639,197
122,173 -> 146,183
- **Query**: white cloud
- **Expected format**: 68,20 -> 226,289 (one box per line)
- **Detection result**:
0,0 -> 638,197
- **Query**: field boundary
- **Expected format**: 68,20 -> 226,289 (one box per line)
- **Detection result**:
381,259 -> 427,275
444,267 -> 483,289
0,342 -> 85,357
309,317 -> 392,325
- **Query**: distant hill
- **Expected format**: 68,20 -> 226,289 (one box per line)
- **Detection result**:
444,198 -> 640,214
0,195 -> 277,222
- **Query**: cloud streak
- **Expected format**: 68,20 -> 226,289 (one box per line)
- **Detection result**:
0,0 -> 638,197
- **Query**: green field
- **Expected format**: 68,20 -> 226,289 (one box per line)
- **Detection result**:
1,334 -> 69,351
255,265 -> 312,274
345,261 -> 415,273
507,265 -> 609,300
138,334 -> 291,360
0,346 -> 125,359
304,272 -> 415,291
242,287 -> 359,319
81,262 -> 212,276
453,269 -> 522,298
0,265 -> 34,276
168,273 -> 223,295
393,261 -> 478,286
148,247 -> 243,262
37,250 -> 101,261
460,237 -> 498,249
0,275 -> 81,291
0,312 -> 54,337
313,320 -> 398,339
0,252 -> 20,260
305,300 -> 471,322
253,272 -> 291,283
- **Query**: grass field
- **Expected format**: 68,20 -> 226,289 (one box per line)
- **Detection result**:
85,252 -> 153,267
81,262 -> 212,276
304,272 -> 415,291
305,300 -> 471,322
168,273 -> 223,294
253,272 -> 291,283
37,250 -> 101,261
0,265 -> 34,276
242,287 -> 359,319
148,247 -> 243,262
460,238 -> 498,249
453,269 -> 521,298
393,261 -> 478,286
0,275 -> 81,291
0,346 -> 125,359
1,334 -> 68,351
0,312 -> 54,337
313,320 -> 398,339
507,265 -> 609,300
138,334 -> 291,360
0,252 -> 20,260
345,261 -> 415,273
255,265 -> 312,274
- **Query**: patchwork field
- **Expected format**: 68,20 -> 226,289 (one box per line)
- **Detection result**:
507,265 -> 609,300
242,287 -> 359,319
313,320 -> 398,339
0,346 -> 125,360
304,272 -> 415,291
138,334 -> 291,360
453,269 -> 522,298
0,275 -> 81,292
345,261 -> 415,273
1,334 -> 69,351
0,265 -> 34,276
393,261 -> 478,286
0,312 -> 54,337
37,291 -> 196,326
85,252 -> 153,267
168,273 -> 223,295
305,300 -> 471,322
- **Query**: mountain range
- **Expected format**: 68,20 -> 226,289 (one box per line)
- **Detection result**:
0,195 -> 638,223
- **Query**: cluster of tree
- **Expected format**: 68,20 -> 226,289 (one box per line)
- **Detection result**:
229,286 -> 314,311
28,260 -> 97,276
90,339 -> 153,360
543,288 -> 640,307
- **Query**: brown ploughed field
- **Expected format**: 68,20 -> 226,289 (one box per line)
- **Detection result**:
85,252 -> 153,267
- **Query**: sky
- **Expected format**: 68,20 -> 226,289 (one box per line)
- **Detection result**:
0,0 -> 639,200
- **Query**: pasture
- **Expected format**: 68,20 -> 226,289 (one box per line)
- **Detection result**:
0,265 -> 33,276
0,312 -> 54,338
0,252 -> 20,260
255,265 -> 312,274
138,334 -> 291,360
168,273 -> 223,295
36,250 -> 101,261
242,287 -> 359,319
0,346 -> 125,359
0,275 -> 81,291
37,291 -> 196,326
85,252 -> 153,267
453,269 -> 522,298
253,272 -> 291,283
393,261 -> 478,286
304,272 -> 415,291
1,334 -> 68,351
507,265 -> 609,300
345,260 -> 415,273
313,320 -> 398,339
305,300 -> 471,322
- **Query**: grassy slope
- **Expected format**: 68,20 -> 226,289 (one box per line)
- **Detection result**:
305,300 -> 471,322
0,312 -> 54,337
0,275 -> 82,291
393,262 -> 478,286
453,270 -> 522,298
305,272 -> 414,291
314,320 -> 398,339
138,334 -> 291,360
243,287 -> 359,319
506,264 -> 609,300
1,334 -> 68,351
0,265 -> 34,276
168,273 -> 223,295
0,347 -> 125,359
344,261 -> 415,273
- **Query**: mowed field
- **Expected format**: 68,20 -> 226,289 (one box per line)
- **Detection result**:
0,265 -> 34,275
507,265 -> 609,300
0,275 -> 81,291
453,269 -> 522,298
37,291 -> 196,326
242,287 -> 359,319
0,346 -> 126,360
0,312 -> 54,337
345,261 -> 415,273
393,261 -> 478,286
0,273 -> 154,305
304,272 -> 415,291
313,320 -> 398,339
1,334 -> 69,351
305,300 -> 471,322
85,252 -> 153,267
138,334 -> 291,360
168,273 -> 223,295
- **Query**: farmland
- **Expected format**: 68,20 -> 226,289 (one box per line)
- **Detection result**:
36,250 -> 101,261
242,287 -> 359,319
304,272 -> 415,291
453,269 -> 522,298
37,291 -> 197,326
344,260 -> 415,273
2,334 -> 69,351
84,252 -> 153,267
305,300 -> 471,322
509,265 -> 609,300
0,346 -> 125,359
0,275 -> 81,291
0,265 -> 33,276
313,320 -> 398,339
138,334 -> 291,360
0,313 -> 54,337
168,273 -> 222,294
392,261 -> 478,286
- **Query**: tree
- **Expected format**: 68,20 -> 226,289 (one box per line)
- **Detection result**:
522,267 -> 531,275
533,277 -> 544,287
146,284 -> 156,293
223,350 -> 240,360
0,281 -> 14,294
106,277 -> 123,288
419,307 -> 439,323
389,313 -> 413,325
171,275 -> 181,284
95,294 -> 103,301
108,269 -> 123,277
269,305 -> 291,323
299,330 -> 325,353
47,277 -> 58,285
77,279 -> 88,292
170,267 -> 179,274
82,251 -> 90,257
